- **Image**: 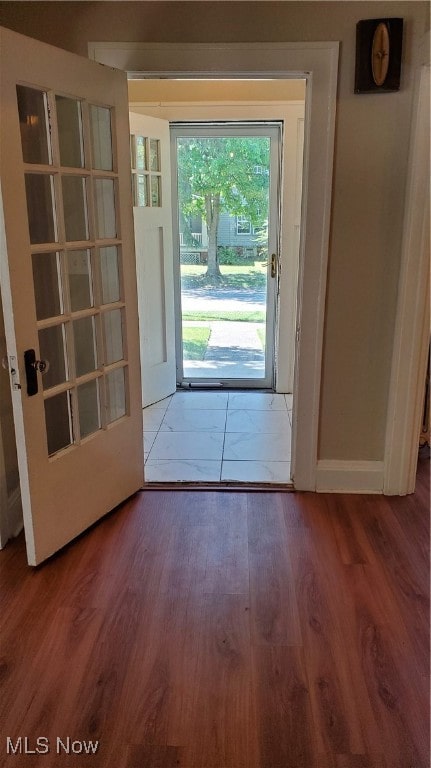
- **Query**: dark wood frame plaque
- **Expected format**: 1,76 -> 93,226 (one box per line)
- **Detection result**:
355,18 -> 403,93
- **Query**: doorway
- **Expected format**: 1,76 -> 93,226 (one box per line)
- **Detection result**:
171,122 -> 281,389
129,85 -> 304,485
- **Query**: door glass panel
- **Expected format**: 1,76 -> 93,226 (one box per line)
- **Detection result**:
149,139 -> 160,171
16,85 -> 51,165
100,246 -> 120,304
32,252 -> 62,320
67,249 -> 93,311
77,379 -> 100,438
56,96 -> 84,168
73,316 -> 97,377
106,367 -> 126,423
62,176 -> 88,242
25,174 -> 56,244
44,391 -> 72,456
134,174 -> 148,207
103,309 -> 123,364
176,134 -> 271,382
90,105 -> 113,171
38,324 -> 67,389
94,179 -> 116,239
150,175 -> 161,207
135,136 -> 147,170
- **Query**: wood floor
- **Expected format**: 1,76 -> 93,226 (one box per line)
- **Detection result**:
0,459 -> 429,768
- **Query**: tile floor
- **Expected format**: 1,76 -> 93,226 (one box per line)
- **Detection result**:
143,391 -> 293,483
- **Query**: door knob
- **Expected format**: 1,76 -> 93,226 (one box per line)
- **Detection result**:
24,349 -> 50,396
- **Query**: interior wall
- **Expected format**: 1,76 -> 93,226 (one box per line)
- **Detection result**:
0,1 -> 429,463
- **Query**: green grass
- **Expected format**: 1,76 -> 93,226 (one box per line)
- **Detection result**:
180,263 -> 267,291
182,310 -> 265,323
256,327 -> 266,350
182,326 -> 211,360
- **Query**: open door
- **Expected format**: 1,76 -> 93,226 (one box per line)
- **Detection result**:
0,27 -> 144,565
129,112 -> 176,407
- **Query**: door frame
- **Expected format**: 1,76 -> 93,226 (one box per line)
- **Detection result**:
89,41 -> 339,491
383,35 -> 430,495
170,121 -> 281,390
129,97 -> 305,396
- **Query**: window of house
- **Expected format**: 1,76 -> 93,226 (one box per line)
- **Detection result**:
237,215 -> 251,235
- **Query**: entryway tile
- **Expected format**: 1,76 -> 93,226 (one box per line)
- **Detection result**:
167,392 -> 229,410
228,392 -> 287,410
143,409 -> 166,431
160,408 -> 226,433
145,460 -> 222,482
145,396 -> 173,410
226,409 -> 291,434
149,430 -> 225,460
144,431 -> 158,455
221,460 -> 291,483
223,431 -> 291,461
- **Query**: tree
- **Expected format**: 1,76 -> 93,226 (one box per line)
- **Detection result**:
177,136 -> 270,280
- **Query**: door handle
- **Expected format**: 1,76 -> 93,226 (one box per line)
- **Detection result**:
24,349 -> 49,396
270,253 -> 278,278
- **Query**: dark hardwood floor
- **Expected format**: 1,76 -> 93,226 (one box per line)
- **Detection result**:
0,459 -> 429,768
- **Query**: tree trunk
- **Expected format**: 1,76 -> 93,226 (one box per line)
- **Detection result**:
205,193 -> 221,279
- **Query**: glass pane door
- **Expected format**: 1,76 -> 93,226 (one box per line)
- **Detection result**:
172,124 -> 281,389
1,26 -> 143,566
16,84 -> 130,457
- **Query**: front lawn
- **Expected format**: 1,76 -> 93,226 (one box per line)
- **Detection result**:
180,263 -> 267,291
182,326 -> 211,360
256,326 -> 266,350
182,310 -> 265,323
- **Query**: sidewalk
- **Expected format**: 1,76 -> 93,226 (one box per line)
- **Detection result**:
183,320 -> 265,379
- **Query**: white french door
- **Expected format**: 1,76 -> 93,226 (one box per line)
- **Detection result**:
129,112 -> 176,407
0,27 -> 143,565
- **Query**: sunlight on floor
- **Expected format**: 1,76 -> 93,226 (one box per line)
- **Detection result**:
143,391 -> 293,483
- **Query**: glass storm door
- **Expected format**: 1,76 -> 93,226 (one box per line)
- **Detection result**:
0,27 -> 143,565
171,123 -> 281,389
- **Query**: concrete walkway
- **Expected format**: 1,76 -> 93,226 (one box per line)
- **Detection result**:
183,320 -> 265,379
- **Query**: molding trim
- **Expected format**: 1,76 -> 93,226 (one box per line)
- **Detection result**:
316,460 -> 384,494
383,59 -> 430,495
89,41 -> 340,491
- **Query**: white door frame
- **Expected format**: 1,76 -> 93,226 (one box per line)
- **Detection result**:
383,34 -> 430,495
89,42 -> 339,490
170,121 -> 280,390
129,98 -> 305,395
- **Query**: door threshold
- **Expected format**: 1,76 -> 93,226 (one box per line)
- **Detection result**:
141,481 -> 294,492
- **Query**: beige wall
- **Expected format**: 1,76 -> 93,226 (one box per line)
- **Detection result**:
0,1 -> 429,462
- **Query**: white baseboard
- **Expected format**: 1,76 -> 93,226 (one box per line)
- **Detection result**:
316,460 -> 384,493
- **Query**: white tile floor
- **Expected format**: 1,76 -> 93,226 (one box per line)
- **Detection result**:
144,391 -> 293,483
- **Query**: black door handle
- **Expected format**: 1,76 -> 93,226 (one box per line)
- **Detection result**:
24,349 -> 38,396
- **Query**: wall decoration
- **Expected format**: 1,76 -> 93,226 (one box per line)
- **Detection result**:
355,18 -> 403,93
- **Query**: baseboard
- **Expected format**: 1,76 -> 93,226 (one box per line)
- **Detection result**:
316,460 -> 384,493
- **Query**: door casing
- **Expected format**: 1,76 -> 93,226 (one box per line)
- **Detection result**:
89,41 -> 339,491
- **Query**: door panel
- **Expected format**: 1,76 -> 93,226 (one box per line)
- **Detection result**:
0,27 -> 143,565
129,112 -> 176,407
